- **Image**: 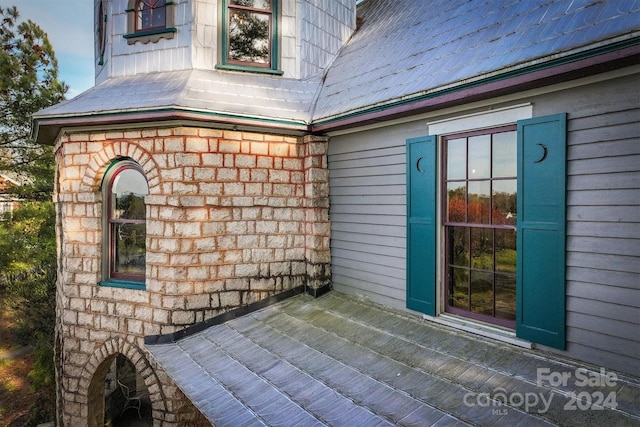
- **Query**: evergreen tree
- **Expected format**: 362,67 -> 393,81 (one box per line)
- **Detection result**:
0,5 -> 67,424
228,0 -> 270,64
0,5 -> 67,199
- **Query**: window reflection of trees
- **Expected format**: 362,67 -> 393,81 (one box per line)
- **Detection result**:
115,223 -> 146,274
114,193 -> 146,220
228,0 -> 271,65
444,128 -> 517,324
447,185 -> 516,226
113,193 -> 146,275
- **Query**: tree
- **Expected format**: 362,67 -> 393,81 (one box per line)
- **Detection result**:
228,1 -> 270,64
0,5 -> 67,200
0,5 -> 67,424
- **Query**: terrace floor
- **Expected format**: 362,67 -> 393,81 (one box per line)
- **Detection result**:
147,291 -> 640,426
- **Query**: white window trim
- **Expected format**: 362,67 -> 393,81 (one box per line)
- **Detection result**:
427,104 -> 532,136
427,103 -> 533,347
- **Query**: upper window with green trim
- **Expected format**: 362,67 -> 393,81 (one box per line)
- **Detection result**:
219,0 -> 281,74
125,0 -> 176,45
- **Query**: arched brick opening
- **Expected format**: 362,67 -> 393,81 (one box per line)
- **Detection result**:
82,140 -> 160,193
81,337 -> 166,426
87,353 -> 116,427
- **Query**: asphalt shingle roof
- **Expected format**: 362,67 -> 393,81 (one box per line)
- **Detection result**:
147,292 -> 640,426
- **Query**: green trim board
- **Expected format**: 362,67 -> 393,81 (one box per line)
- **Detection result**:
57,107 -> 305,128
215,64 -> 284,75
124,27 -> 177,39
99,279 -> 146,291
32,106 -> 310,145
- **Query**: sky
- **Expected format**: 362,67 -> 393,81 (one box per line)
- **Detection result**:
0,0 -> 95,99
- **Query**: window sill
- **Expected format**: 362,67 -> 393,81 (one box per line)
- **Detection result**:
124,28 -> 176,45
215,64 -> 284,76
422,313 -> 533,349
99,279 -> 146,291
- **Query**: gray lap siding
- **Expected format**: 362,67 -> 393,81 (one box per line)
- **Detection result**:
328,71 -> 640,376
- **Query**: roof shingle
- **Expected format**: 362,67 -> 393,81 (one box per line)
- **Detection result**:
312,0 -> 640,122
34,0 -> 639,136
147,292 -> 640,426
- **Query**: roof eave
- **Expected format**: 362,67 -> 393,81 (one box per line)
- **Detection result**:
33,107 -> 312,145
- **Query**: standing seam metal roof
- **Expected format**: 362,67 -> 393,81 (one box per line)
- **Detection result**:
35,69 -> 323,124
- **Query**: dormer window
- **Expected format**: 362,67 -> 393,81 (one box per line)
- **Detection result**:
124,0 -> 176,45
218,0 -> 282,75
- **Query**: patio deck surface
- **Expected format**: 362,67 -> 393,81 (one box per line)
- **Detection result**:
147,291 -> 640,426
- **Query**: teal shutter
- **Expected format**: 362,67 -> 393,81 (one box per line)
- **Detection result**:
516,113 -> 567,349
406,136 -> 437,315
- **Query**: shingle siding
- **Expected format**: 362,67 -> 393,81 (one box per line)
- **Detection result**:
96,0 -> 355,83
300,0 -> 355,78
328,71 -> 640,376
108,0 -> 192,78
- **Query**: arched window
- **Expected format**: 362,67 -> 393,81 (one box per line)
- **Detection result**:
102,160 -> 149,287
97,0 -> 107,65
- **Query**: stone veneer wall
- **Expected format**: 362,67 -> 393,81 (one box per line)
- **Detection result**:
53,126 -> 330,426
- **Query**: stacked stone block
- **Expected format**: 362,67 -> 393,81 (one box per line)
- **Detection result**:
53,126 -> 330,426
